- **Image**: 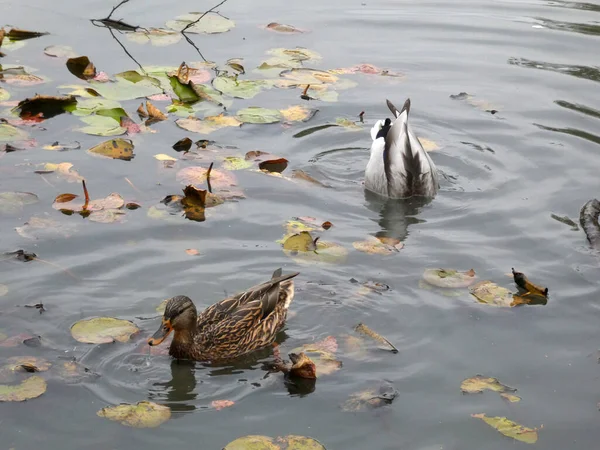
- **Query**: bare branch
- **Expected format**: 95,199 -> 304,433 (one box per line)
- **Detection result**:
106,0 -> 131,20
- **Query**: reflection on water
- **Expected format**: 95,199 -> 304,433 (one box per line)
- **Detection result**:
547,0 -> 600,13
555,100 -> 600,120
363,189 -> 432,244
534,123 -> 600,146
150,360 -> 198,413
535,17 -> 600,36
508,57 -> 600,83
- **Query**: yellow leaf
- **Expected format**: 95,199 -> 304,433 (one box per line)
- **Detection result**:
472,414 -> 538,444
460,376 -> 516,394
88,138 -> 135,161
154,153 -> 177,161
175,113 -> 241,134
97,401 -> 171,428
0,375 -> 46,402
418,138 -> 440,152
280,105 -> 317,122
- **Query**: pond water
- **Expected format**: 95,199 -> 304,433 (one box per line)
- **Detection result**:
1,0 -> 600,448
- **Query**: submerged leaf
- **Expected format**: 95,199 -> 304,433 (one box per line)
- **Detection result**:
471,414 -> 538,444
166,12 -> 235,34
70,317 -> 139,344
354,323 -> 398,353
341,381 -> 398,412
0,65 -> 45,86
236,107 -> 282,124
176,166 -> 237,188
264,23 -> 304,33
422,268 -> 477,288
353,238 -> 403,255
88,138 -> 134,161
0,191 -> 38,214
97,401 -> 171,428
0,375 -> 46,402
211,399 -> 235,410
176,114 -> 241,134
461,376 -> 517,394
35,162 -> 83,183
15,216 -> 76,240
222,156 -> 253,171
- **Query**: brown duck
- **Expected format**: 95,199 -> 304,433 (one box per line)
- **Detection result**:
147,268 -> 299,361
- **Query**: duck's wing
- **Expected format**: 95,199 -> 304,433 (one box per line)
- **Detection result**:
383,98 -> 439,197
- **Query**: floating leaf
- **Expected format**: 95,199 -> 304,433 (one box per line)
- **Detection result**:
213,75 -> 269,99
282,231 -> 318,252
501,393 -> 521,403
35,162 -> 83,183
354,323 -> 398,353
43,141 -> 81,151
0,375 -> 46,402
225,59 -> 245,75
0,65 -> 45,86
290,338 -> 342,377
145,100 -> 168,124
71,317 -> 140,344
78,115 -> 126,136
13,95 -> 73,120
236,107 -> 282,124
269,47 -> 321,63
126,28 -> 182,46
222,156 -> 253,171
0,191 -> 38,214
422,268 -> 477,289
89,72 -> 162,101
280,105 -> 317,122
66,56 -> 97,80
469,281 -> 515,307
280,68 -> 338,85
0,123 -> 29,142
353,238 -> 403,255
0,87 -> 10,101
176,166 -> 237,188
15,216 -> 76,240
173,137 -> 193,152
471,414 -> 538,444
341,381 -> 398,412
282,232 -> 348,265
88,138 -> 134,161
97,401 -> 171,428
265,23 -> 304,33
166,12 -> 235,34
154,153 -> 177,162
460,376 -> 516,394
512,268 -> 548,296
6,28 -> 48,41
5,356 -> 51,373
44,45 -> 77,58
169,62 -> 212,85
211,399 -> 235,410
176,114 -> 241,134
288,352 -> 317,379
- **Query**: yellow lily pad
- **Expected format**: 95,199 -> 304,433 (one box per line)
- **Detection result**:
352,238 -> 403,255
469,281 -> 516,307
471,414 -> 538,444
70,317 -> 140,344
0,375 -> 46,402
236,107 -> 282,124
35,162 -> 84,183
501,393 -> 522,403
175,114 -> 241,134
166,12 -> 235,34
280,105 -> 317,122
224,435 -> 326,450
460,375 -> 516,394
154,153 -> 177,162
423,268 -> 477,289
222,156 -> 253,171
88,138 -> 134,161
5,356 -> 51,373
97,401 -> 171,428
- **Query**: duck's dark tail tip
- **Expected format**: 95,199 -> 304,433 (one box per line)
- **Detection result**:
272,268 -> 283,278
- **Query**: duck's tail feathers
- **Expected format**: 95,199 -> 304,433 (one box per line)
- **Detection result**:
386,98 -> 410,119
272,268 -> 283,279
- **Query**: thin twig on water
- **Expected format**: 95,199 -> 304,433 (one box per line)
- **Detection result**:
106,0 -> 131,20
206,162 -> 214,193
181,0 -> 229,34
108,28 -> 146,74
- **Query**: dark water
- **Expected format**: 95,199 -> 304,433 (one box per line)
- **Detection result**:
1,0 -> 600,448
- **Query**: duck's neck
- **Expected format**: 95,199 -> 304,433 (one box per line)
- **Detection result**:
169,328 -> 198,359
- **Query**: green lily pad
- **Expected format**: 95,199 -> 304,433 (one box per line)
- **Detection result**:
97,401 -> 171,428
236,107 -> 282,124
176,114 -> 241,134
213,75 -> 269,99
471,414 -> 538,444
0,123 -> 28,142
0,88 -> 10,102
0,375 -> 46,402
66,98 -> 123,116
224,435 -> 326,450
422,268 -> 477,289
89,73 -> 162,101
222,156 -> 254,171
169,77 -> 199,103
70,317 -> 140,344
126,28 -> 182,46
0,192 -> 39,215
77,115 -> 126,136
166,12 -> 235,34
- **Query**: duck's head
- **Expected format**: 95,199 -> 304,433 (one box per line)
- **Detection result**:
371,118 -> 392,141
148,295 -> 198,346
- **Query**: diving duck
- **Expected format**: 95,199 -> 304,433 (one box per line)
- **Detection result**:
148,268 -> 299,361
365,99 -> 439,199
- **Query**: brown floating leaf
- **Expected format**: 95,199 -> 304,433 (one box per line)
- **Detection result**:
173,137 -> 192,152
15,95 -> 77,120
265,22 -> 304,33
136,103 -> 148,118
341,381 -> 398,412
288,352 -> 317,379
88,138 -> 135,161
512,268 -> 548,296
422,268 -> 477,289
145,100 -> 167,125
66,56 -> 97,80
185,248 -> 200,256
290,341 -> 341,377
0,375 -> 47,402
460,376 -> 517,394
291,169 -> 329,188
353,238 -> 403,255
211,399 -> 235,410
6,28 -> 48,41
471,414 -> 538,444
176,166 -> 237,188
245,150 -> 289,173
97,401 -> 171,428
354,323 -> 398,353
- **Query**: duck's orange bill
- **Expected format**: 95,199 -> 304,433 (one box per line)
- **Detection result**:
148,319 -> 172,346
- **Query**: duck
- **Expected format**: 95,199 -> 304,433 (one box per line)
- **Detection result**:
147,268 -> 299,361
364,98 -> 439,199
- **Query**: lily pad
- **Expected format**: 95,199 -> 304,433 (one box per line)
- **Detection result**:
280,105 -> 317,122
176,114 -> 241,134
70,317 -> 140,344
0,87 -> 10,102
264,23 -> 305,33
461,375 -> 516,394
126,28 -> 182,46
282,231 -> 347,265
89,73 -> 162,101
15,216 -> 76,240
222,156 -> 253,171
0,123 -> 28,142
422,268 -> 477,289
471,414 -> 538,444
213,75 -> 269,99
78,115 -> 126,136
88,138 -> 134,161
352,238 -> 403,255
0,191 -> 39,215
0,375 -> 47,402
280,68 -> 338,85
469,281 -> 516,307
35,162 -> 83,183
166,12 -> 235,34
44,45 -> 77,58
236,107 -> 282,124
290,339 -> 342,377
97,401 -> 171,428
